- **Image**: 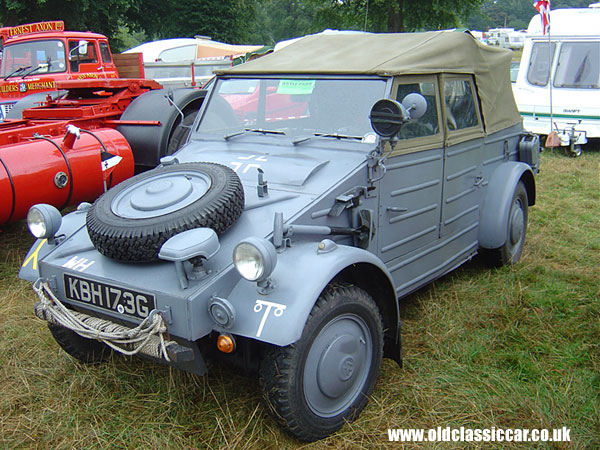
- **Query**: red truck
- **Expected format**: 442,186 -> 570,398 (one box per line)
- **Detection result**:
0,22 -> 206,226
0,21 -> 124,120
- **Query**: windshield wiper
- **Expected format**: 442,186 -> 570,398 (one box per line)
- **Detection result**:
293,132 -> 364,145
4,65 -> 31,80
21,63 -> 49,78
224,128 -> 286,140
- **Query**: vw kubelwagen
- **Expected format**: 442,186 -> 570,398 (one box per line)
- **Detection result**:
19,31 -> 539,441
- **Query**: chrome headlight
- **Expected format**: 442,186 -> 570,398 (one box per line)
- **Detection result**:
233,237 -> 277,282
27,204 -> 62,239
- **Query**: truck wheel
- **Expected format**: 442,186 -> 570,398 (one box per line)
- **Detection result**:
86,162 -> 244,262
259,284 -> 383,442
484,181 -> 528,267
117,89 -> 206,169
48,323 -> 111,364
166,108 -> 197,155
5,90 -> 67,119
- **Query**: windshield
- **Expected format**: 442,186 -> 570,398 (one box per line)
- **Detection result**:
197,77 -> 387,139
1,39 -> 67,77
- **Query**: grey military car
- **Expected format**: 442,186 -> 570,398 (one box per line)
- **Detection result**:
20,31 -> 540,441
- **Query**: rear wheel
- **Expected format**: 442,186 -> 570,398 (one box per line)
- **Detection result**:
259,284 -> 383,441
48,324 -> 111,364
484,181 -> 528,267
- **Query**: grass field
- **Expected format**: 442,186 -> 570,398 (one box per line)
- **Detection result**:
0,150 -> 598,449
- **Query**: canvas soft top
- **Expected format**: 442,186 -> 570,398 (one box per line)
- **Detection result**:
217,31 -> 521,134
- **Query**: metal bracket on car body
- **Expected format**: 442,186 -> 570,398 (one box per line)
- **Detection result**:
328,186 -> 371,217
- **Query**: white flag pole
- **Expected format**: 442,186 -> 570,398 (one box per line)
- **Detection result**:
548,8 -> 553,135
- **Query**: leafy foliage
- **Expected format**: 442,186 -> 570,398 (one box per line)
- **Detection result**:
468,0 -> 592,31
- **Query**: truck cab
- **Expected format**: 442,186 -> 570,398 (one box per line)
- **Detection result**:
0,21 -> 119,119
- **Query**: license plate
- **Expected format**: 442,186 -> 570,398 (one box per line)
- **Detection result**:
63,274 -> 155,319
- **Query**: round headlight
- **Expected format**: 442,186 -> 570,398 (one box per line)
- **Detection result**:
233,237 -> 277,282
27,204 -> 62,239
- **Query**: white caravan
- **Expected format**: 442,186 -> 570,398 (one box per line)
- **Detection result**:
488,28 -> 526,49
513,5 -> 600,155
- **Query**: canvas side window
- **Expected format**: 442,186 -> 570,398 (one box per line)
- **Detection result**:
395,82 -> 440,140
527,42 -> 556,86
444,79 -> 479,131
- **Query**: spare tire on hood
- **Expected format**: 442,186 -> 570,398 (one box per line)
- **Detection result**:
86,162 -> 244,262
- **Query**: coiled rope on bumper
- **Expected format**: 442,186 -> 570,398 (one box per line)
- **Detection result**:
33,279 -> 171,361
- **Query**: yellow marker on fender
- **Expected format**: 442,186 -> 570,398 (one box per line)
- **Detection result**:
22,239 -> 47,270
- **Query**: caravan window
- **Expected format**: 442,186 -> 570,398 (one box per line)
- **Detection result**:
527,42 -> 556,86
554,42 -> 600,89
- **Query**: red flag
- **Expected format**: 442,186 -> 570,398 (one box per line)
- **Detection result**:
533,0 -> 551,35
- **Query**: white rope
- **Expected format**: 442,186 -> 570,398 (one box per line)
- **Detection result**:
33,280 -> 171,361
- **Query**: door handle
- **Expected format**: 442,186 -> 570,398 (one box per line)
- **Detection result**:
386,206 -> 408,212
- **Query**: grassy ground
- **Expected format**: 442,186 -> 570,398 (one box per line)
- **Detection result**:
0,150 -> 598,449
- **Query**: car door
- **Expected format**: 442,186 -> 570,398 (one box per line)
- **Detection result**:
439,75 -> 485,242
377,75 -> 444,265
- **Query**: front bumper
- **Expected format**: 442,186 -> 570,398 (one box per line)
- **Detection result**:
33,279 -> 207,375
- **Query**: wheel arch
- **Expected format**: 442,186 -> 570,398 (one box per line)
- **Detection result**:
221,243 -> 401,364
117,88 -> 207,169
332,262 -> 401,365
479,161 -> 535,250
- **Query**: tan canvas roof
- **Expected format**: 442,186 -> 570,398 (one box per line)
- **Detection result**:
217,31 -> 521,134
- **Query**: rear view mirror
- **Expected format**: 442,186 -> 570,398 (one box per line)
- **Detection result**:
401,93 -> 427,120
78,40 -> 89,55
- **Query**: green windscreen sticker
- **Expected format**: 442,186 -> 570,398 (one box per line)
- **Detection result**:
277,79 -> 315,95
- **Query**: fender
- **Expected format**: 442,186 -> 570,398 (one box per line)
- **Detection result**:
220,241 -> 397,348
19,208 -> 87,281
479,161 -> 535,249
117,88 -> 207,167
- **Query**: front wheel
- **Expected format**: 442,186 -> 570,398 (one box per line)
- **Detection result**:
48,324 -> 111,364
259,284 -> 383,441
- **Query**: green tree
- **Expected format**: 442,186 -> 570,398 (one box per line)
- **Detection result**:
126,0 -> 258,44
0,0 -> 135,49
467,0 -> 592,31
308,0 -> 484,33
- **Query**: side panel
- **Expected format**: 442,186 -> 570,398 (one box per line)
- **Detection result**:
377,147 -> 444,262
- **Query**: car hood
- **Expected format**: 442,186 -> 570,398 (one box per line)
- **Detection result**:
26,137 -> 373,302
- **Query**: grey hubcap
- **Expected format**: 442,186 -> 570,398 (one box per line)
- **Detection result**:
303,313 -> 372,418
509,199 -> 524,248
111,171 -> 212,219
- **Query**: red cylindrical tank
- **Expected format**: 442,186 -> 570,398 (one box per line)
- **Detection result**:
0,128 -> 134,224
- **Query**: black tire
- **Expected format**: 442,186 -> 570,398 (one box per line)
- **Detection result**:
166,108 -> 197,155
48,323 -> 111,364
86,162 -> 244,262
5,90 -> 67,119
484,181 -> 528,267
117,88 -> 206,169
259,284 -> 383,442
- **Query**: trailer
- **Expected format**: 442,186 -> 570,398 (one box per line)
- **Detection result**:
513,5 -> 600,156
0,77 -> 206,225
